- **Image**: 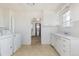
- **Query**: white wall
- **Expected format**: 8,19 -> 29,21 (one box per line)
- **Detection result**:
3,8 -> 10,29
0,8 -> 5,27
41,11 -> 59,44
13,11 -> 30,45
0,8 -> 11,29
42,11 -> 59,26
70,4 -> 79,37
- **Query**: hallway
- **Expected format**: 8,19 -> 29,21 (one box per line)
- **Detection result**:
13,37 -> 58,56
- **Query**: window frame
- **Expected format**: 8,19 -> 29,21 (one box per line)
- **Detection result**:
62,10 -> 71,27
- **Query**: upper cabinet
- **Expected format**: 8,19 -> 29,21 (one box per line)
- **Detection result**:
42,11 -> 59,26
0,8 -> 10,28
70,4 -> 79,22
0,9 -> 4,27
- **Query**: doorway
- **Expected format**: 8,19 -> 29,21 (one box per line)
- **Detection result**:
31,18 -> 41,45
35,23 -> 41,37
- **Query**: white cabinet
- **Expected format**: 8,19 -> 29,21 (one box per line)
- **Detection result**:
41,26 -> 54,44
0,33 -> 22,56
51,34 -> 56,46
41,26 -> 57,44
51,33 -> 79,56
13,34 -> 22,53
0,35 -> 13,56
51,34 -> 70,56
70,39 -> 79,56
60,38 -> 70,56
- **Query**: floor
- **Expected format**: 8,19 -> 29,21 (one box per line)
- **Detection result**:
31,36 -> 41,45
13,36 -> 59,56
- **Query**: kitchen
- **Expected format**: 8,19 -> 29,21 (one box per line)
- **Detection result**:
0,3 -> 79,56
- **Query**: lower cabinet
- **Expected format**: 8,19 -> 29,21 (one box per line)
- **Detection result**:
0,35 -> 13,56
51,34 -> 70,56
13,34 -> 22,53
51,33 -> 79,56
0,34 -> 22,56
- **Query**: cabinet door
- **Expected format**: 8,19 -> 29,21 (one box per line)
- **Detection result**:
13,38 -> 17,53
52,35 -> 57,47
8,37 -> 13,55
13,34 -> 21,53
61,38 -> 70,56
16,34 -> 21,48
0,38 -> 13,56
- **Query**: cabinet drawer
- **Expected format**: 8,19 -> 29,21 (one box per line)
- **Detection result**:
0,36 -> 13,56
62,38 -> 70,44
62,43 -> 70,48
62,48 -> 70,56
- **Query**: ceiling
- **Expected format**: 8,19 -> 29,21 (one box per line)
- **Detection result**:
0,3 -> 64,12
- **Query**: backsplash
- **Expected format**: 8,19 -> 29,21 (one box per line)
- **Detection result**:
56,25 -> 71,35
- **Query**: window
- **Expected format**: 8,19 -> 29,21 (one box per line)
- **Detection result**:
62,10 -> 70,27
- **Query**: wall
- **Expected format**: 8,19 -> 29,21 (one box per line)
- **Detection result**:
41,11 -> 59,44
42,11 -> 59,26
70,4 -> 79,37
0,8 -> 11,29
13,11 -> 30,45
3,8 -> 10,29
0,8 -> 4,27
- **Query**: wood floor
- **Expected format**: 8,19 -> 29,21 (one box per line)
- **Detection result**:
13,36 -> 59,56
31,36 -> 41,45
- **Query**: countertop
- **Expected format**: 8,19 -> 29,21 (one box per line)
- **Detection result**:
0,34 -> 13,39
51,33 -> 79,40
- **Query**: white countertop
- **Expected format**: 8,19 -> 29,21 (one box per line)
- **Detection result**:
52,33 -> 79,40
0,33 -> 20,40
0,34 -> 13,39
